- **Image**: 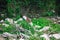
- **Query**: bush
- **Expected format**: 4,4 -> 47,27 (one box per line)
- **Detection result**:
32,18 -> 52,28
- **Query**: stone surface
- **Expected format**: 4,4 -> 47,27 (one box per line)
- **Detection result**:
0,36 -> 5,40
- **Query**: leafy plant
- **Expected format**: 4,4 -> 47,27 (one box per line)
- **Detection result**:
17,20 -> 35,34
32,18 -> 52,28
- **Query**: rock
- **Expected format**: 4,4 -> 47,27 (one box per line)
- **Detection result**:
5,18 -> 14,24
2,23 -> 9,27
57,20 -> 60,24
39,26 -> 50,32
16,26 -> 31,35
57,17 -> 60,20
52,34 -> 60,39
14,18 -> 23,24
51,18 -> 57,21
49,33 -> 60,39
17,18 -> 23,21
0,36 -> 5,40
51,10 -> 55,13
14,21 -> 17,24
34,25 -> 41,28
19,38 -> 24,40
2,32 -> 17,38
9,37 -> 16,40
20,33 -> 30,39
33,33 -> 38,37
0,20 -> 4,23
40,33 -> 50,40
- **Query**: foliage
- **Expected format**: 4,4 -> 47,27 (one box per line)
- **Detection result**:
6,0 -> 55,18
50,24 -> 60,33
17,20 -> 35,34
0,17 -> 60,40
42,11 -> 54,16
29,36 -> 40,40
1,24 -> 16,34
32,18 -> 52,28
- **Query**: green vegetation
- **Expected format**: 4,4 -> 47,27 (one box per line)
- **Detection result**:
0,17 -> 60,40
0,0 -> 60,40
0,0 -> 56,19
7,0 -> 55,17
32,18 -> 52,27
